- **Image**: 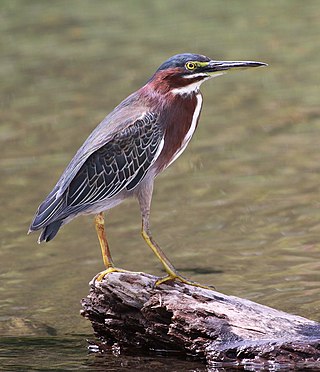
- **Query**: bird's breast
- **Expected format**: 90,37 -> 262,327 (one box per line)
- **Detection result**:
154,92 -> 203,173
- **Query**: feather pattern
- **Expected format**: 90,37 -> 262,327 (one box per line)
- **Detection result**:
66,112 -> 163,205
29,112 -> 164,232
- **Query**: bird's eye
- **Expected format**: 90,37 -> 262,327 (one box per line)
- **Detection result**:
186,62 -> 196,71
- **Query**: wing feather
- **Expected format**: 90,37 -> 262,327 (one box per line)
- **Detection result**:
30,111 -> 164,231
66,112 -> 163,206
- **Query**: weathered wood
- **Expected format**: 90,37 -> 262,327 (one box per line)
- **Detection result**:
81,272 -> 320,369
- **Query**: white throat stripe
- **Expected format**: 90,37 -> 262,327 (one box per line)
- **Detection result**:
172,81 -> 204,95
172,73 -> 225,95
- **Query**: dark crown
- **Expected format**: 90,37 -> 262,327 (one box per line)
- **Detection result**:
156,53 -> 211,72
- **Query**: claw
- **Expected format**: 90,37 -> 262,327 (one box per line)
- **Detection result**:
155,273 -> 214,290
141,227 -> 215,291
95,267 -> 131,282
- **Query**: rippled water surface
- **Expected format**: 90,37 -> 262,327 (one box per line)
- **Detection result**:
1,0 -> 320,370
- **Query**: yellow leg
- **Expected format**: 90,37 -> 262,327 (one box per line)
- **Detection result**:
141,228 -> 213,290
95,212 -> 114,269
94,212 -> 130,282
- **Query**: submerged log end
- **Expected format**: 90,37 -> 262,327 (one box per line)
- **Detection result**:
81,271 -> 320,369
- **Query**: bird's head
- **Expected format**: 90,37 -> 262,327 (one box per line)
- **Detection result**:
149,53 -> 267,95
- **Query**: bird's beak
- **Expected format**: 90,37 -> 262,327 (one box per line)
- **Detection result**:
205,60 -> 267,77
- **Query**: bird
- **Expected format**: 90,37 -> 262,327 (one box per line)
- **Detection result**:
29,53 -> 266,287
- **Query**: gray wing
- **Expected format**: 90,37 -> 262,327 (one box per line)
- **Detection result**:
66,112 -> 163,207
30,111 -> 164,231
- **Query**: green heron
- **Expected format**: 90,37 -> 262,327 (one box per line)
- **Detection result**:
29,53 -> 266,287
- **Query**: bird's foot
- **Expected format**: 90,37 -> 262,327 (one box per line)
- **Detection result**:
155,273 -> 214,290
95,267 -> 132,282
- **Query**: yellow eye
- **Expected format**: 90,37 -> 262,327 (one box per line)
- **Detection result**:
186,61 -> 196,70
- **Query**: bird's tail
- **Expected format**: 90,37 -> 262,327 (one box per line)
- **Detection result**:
37,220 -> 63,243
29,188 -> 64,242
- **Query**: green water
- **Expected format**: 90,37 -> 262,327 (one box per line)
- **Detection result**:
1,0 -> 319,370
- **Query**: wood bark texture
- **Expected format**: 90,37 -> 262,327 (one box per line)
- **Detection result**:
81,272 -> 320,369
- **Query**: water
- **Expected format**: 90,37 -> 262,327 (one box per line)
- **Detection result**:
1,0 -> 319,370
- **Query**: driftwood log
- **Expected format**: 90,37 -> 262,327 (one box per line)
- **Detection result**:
81,272 -> 320,369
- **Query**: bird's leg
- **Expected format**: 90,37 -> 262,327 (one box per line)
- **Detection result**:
138,183 -> 213,290
94,212 -> 129,281
95,212 -> 114,269
141,212 -> 213,290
